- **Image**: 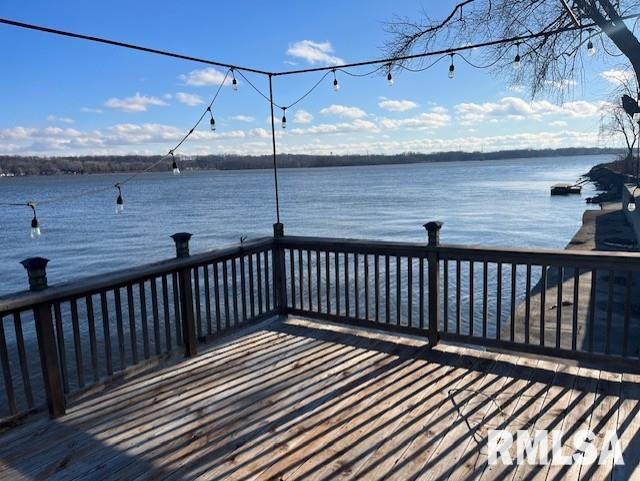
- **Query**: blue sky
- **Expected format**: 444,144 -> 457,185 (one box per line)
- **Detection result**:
0,1 -> 632,156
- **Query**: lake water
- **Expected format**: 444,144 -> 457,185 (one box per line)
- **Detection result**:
0,154 -> 606,295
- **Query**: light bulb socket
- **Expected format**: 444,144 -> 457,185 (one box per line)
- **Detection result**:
31,216 -> 38,228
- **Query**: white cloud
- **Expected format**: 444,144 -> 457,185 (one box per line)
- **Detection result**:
600,69 -> 634,86
104,93 -> 168,112
508,84 -> 525,93
46,115 -> 74,124
180,67 -> 232,87
320,104 -> 366,118
232,115 -> 255,122
289,119 -> 379,136
455,96 -> 608,124
549,120 -> 568,127
286,40 -> 343,65
80,107 -> 103,114
294,110 -> 313,123
175,92 -> 204,107
378,100 -> 418,112
249,128 -> 270,138
379,111 -> 451,130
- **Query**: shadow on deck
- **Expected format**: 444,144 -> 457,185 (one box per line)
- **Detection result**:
0,316 -> 638,480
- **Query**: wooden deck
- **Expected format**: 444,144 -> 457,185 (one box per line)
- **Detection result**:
0,317 -> 638,481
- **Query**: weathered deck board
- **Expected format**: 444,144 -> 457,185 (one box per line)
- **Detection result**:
0,316 -> 638,481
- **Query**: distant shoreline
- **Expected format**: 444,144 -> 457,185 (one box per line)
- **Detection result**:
0,147 -> 622,177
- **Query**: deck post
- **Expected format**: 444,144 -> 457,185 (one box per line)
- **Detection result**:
273,223 -> 287,316
424,222 -> 443,346
20,257 -> 66,417
171,233 -> 198,357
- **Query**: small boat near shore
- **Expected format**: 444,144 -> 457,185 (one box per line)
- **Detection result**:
550,183 -> 582,195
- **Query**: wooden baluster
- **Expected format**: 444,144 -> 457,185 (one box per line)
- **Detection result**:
138,284 -> 150,360
213,263 -> 221,333
345,252 -> 350,317
114,289 -> 126,370
13,312 -> 33,408
264,250 -> 270,312
248,254 -> 255,318
525,264 -> 532,344
335,252 -> 341,316
150,280 -> 161,355
456,259 -> 461,335
375,255 -> 380,322
396,256 -> 401,326
540,265 -> 547,346
257,252 -> 263,314
326,251 -> 331,314
223,260 -> 230,328
364,254 -> 370,320
126,285 -> 138,366
231,258 -> 239,326
240,255 -> 247,322
588,269 -> 597,352
482,261 -> 488,338
316,250 -> 321,312
623,271 -> 631,357
306,250 -> 312,312
86,295 -> 99,381
469,261 -> 475,337
407,256 -> 413,327
606,269 -> 614,355
161,276 -> 172,352
496,263 -> 502,341
100,292 -> 114,376
510,264 -> 516,342
556,266 -> 563,349
354,253 -> 360,318
53,303 -> 70,392
290,249 -> 296,310
443,259 -> 448,333
572,268 -> 579,351
193,267 -> 202,338
203,265 -> 212,335
385,255 -> 390,324
172,272 -> 182,345
0,317 -> 17,416
298,249 -> 304,311
420,257 -> 425,330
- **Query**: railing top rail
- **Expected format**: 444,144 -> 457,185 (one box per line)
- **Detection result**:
0,236 -> 274,313
279,235 -> 640,269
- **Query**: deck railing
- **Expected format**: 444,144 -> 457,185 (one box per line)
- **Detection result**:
0,221 -> 639,423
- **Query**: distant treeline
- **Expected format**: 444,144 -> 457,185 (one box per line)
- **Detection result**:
0,147 -> 622,176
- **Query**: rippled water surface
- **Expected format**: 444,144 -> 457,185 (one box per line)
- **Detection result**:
0,155 -> 606,294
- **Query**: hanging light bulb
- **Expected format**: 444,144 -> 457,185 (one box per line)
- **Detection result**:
281,108 -> 287,129
587,39 -> 596,56
448,54 -> 455,79
208,107 -> 216,131
387,64 -> 394,87
231,69 -> 238,91
115,185 -> 124,214
513,43 -> 521,70
332,69 -> 339,92
170,151 -> 180,175
28,202 -> 41,240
